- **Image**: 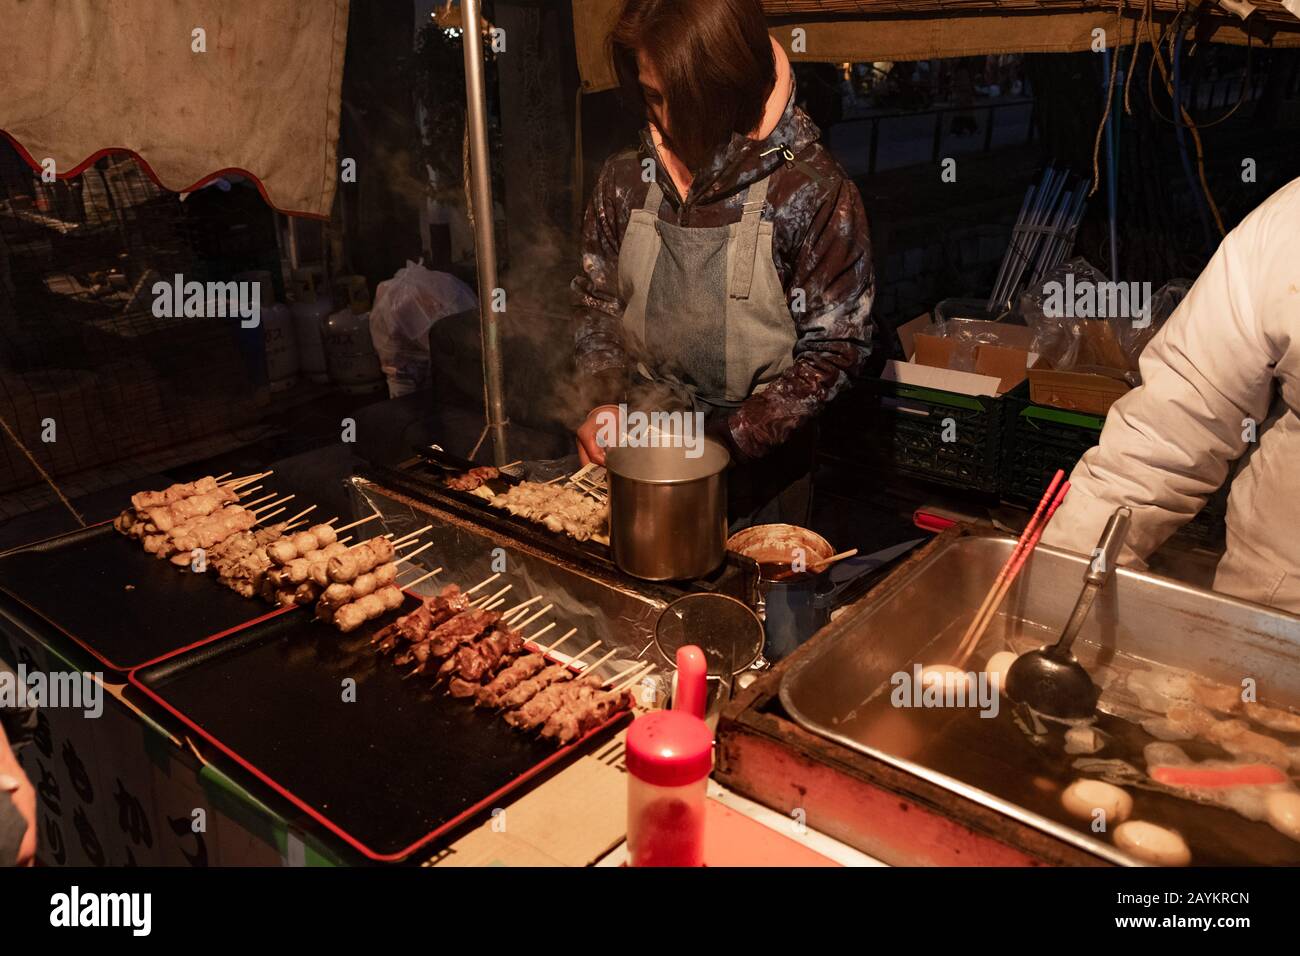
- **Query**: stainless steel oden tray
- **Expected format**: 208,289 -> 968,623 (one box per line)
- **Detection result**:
780,534 -> 1300,865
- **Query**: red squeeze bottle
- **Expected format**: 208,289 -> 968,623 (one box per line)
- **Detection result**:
625,646 -> 713,867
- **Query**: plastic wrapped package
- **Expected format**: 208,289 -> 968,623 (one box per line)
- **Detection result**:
1117,278 -> 1189,369
368,261 -> 478,397
930,314 -> 1027,373
1016,257 -> 1111,371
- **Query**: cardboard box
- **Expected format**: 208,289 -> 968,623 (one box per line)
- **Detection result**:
885,315 -> 1041,397
891,312 -> 1134,415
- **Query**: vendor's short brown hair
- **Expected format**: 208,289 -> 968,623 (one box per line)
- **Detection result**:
611,0 -> 775,171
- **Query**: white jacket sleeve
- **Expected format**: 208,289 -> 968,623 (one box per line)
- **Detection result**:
1041,186 -> 1286,563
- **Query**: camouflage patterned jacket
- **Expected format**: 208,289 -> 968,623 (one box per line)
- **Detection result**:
571,84 -> 874,462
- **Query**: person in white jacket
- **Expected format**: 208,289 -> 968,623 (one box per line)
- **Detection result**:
1042,176 -> 1300,614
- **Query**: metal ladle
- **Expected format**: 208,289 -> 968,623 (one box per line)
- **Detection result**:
1006,507 -> 1131,721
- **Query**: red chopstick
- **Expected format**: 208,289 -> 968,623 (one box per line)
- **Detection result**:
953,470 -> 1068,664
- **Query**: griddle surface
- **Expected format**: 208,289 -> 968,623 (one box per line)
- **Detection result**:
131,598 -> 627,861
0,522 -> 287,671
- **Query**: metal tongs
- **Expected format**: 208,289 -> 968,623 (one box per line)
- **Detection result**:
1006,507 -> 1131,721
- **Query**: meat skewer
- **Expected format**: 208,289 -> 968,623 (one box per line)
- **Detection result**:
371,582 -> 470,653
502,647 -> 618,726
315,553 -> 442,621
333,585 -> 406,634
399,607 -> 503,673
528,661 -> 652,743
326,535 -> 397,584
494,640 -> 604,711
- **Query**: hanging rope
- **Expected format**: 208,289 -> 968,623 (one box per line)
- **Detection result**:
1089,0 -> 1126,199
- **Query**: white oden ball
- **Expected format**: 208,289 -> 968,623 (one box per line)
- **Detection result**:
1113,820 -> 1191,866
985,651 -> 1018,695
1062,779 -> 1132,824
1265,791 -> 1300,842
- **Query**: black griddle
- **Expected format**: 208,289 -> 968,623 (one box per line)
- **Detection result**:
129,594 -> 631,862
0,521 -> 292,672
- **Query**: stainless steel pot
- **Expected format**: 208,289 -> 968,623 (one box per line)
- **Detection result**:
606,441 -> 729,580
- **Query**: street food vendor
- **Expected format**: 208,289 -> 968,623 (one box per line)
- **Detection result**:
1042,177 -> 1300,613
571,0 -> 874,526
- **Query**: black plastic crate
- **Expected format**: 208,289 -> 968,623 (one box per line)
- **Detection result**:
999,385 -> 1225,548
999,385 -> 1105,506
859,378 -> 1003,494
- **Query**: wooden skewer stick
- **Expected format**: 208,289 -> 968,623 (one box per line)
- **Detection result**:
404,567 -> 444,590
398,563 -> 443,581
543,627 -> 577,653
542,474 -> 567,485
500,460 -> 522,470
226,471 -> 272,490
565,640 -> 603,665
485,599 -> 506,611
525,622 -> 558,647
241,492 -> 276,510
501,595 -> 544,618
214,472 -> 233,482
397,556 -> 444,580
614,663 -> 656,694
464,572 -> 501,596
391,524 -> 433,544
605,660 -> 650,687
218,472 -> 257,487
516,603 -> 554,630
470,584 -> 512,608
236,485 -> 263,498
336,512 -> 383,533
284,504 -> 318,526
251,494 -> 295,515
393,537 -> 424,551
394,541 -> 435,566
254,507 -> 286,526
576,647 -> 618,674
323,517 -> 340,526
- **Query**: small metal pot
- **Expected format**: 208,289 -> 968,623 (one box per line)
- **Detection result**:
606,441 -> 729,581
727,524 -> 835,661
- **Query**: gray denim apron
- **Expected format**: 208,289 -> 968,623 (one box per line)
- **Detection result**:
617,175 -> 812,527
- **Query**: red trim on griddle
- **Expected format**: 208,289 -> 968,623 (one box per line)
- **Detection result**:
1,133 -> 329,220
0,517 -> 296,672
127,586 -> 633,862
128,656 -> 632,863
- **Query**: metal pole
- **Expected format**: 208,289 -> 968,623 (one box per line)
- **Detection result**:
461,0 -> 509,465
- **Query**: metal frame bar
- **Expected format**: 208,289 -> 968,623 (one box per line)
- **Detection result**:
461,0 -> 509,465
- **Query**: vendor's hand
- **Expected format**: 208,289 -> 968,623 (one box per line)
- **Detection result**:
0,726 -> 35,866
576,405 -> 621,466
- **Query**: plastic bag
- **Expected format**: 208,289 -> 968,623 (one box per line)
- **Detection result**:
368,261 -> 478,397
1117,278 -> 1188,368
1015,257 -> 1112,371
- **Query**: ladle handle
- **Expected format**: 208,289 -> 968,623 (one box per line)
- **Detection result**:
1051,506 -> 1132,659
1086,507 -> 1132,587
